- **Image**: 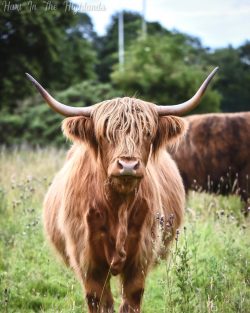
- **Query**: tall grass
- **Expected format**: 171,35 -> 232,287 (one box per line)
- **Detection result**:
0,148 -> 249,312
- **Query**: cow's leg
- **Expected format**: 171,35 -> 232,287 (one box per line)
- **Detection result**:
119,267 -> 146,313
84,269 -> 114,313
65,243 -> 114,312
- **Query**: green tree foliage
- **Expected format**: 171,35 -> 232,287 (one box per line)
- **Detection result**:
111,34 -> 221,113
55,13 -> 98,88
1,7 -> 250,147
0,1 -> 97,112
96,11 -> 169,82
208,42 -> 250,112
0,80 -> 120,146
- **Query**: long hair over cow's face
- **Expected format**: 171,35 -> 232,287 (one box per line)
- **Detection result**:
63,97 -> 186,194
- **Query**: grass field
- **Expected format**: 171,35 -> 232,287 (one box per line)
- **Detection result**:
0,148 -> 249,313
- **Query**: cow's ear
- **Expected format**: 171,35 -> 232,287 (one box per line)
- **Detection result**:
62,116 -> 98,149
152,116 -> 187,153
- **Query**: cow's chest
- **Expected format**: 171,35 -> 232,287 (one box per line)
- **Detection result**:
86,201 -> 149,271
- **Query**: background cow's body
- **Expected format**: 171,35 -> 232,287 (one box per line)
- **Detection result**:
172,112 -> 250,210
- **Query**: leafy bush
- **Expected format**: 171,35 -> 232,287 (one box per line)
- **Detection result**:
112,35 -> 221,114
0,80 -> 121,146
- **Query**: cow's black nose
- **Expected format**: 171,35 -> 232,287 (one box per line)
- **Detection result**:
117,159 -> 139,175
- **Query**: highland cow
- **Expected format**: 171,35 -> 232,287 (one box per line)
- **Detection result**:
172,112 -> 250,212
26,68 -> 217,313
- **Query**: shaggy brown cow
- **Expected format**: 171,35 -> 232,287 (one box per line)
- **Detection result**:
172,112 -> 250,212
26,68 -> 217,313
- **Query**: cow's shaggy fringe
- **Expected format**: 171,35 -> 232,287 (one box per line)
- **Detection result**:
92,97 -> 158,157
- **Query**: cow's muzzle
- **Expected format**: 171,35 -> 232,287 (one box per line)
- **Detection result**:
109,158 -> 144,179
117,159 -> 139,175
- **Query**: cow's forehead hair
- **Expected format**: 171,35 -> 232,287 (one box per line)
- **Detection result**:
91,97 -> 158,144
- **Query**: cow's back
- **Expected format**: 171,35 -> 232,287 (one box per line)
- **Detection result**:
173,112 -> 250,199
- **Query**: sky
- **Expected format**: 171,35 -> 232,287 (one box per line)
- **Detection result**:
73,0 -> 250,48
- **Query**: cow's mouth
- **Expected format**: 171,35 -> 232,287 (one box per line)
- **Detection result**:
112,174 -> 143,181
110,175 -> 142,193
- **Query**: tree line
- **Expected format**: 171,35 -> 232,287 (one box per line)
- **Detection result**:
0,3 -> 249,145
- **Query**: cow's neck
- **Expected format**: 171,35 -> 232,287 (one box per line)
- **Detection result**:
99,176 -> 141,272
105,187 -> 138,211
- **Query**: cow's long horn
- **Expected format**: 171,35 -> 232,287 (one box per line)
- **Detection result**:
25,73 -> 92,117
157,67 -> 219,116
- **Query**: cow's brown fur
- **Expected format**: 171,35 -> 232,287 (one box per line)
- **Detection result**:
43,97 -> 186,312
172,112 -> 250,212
